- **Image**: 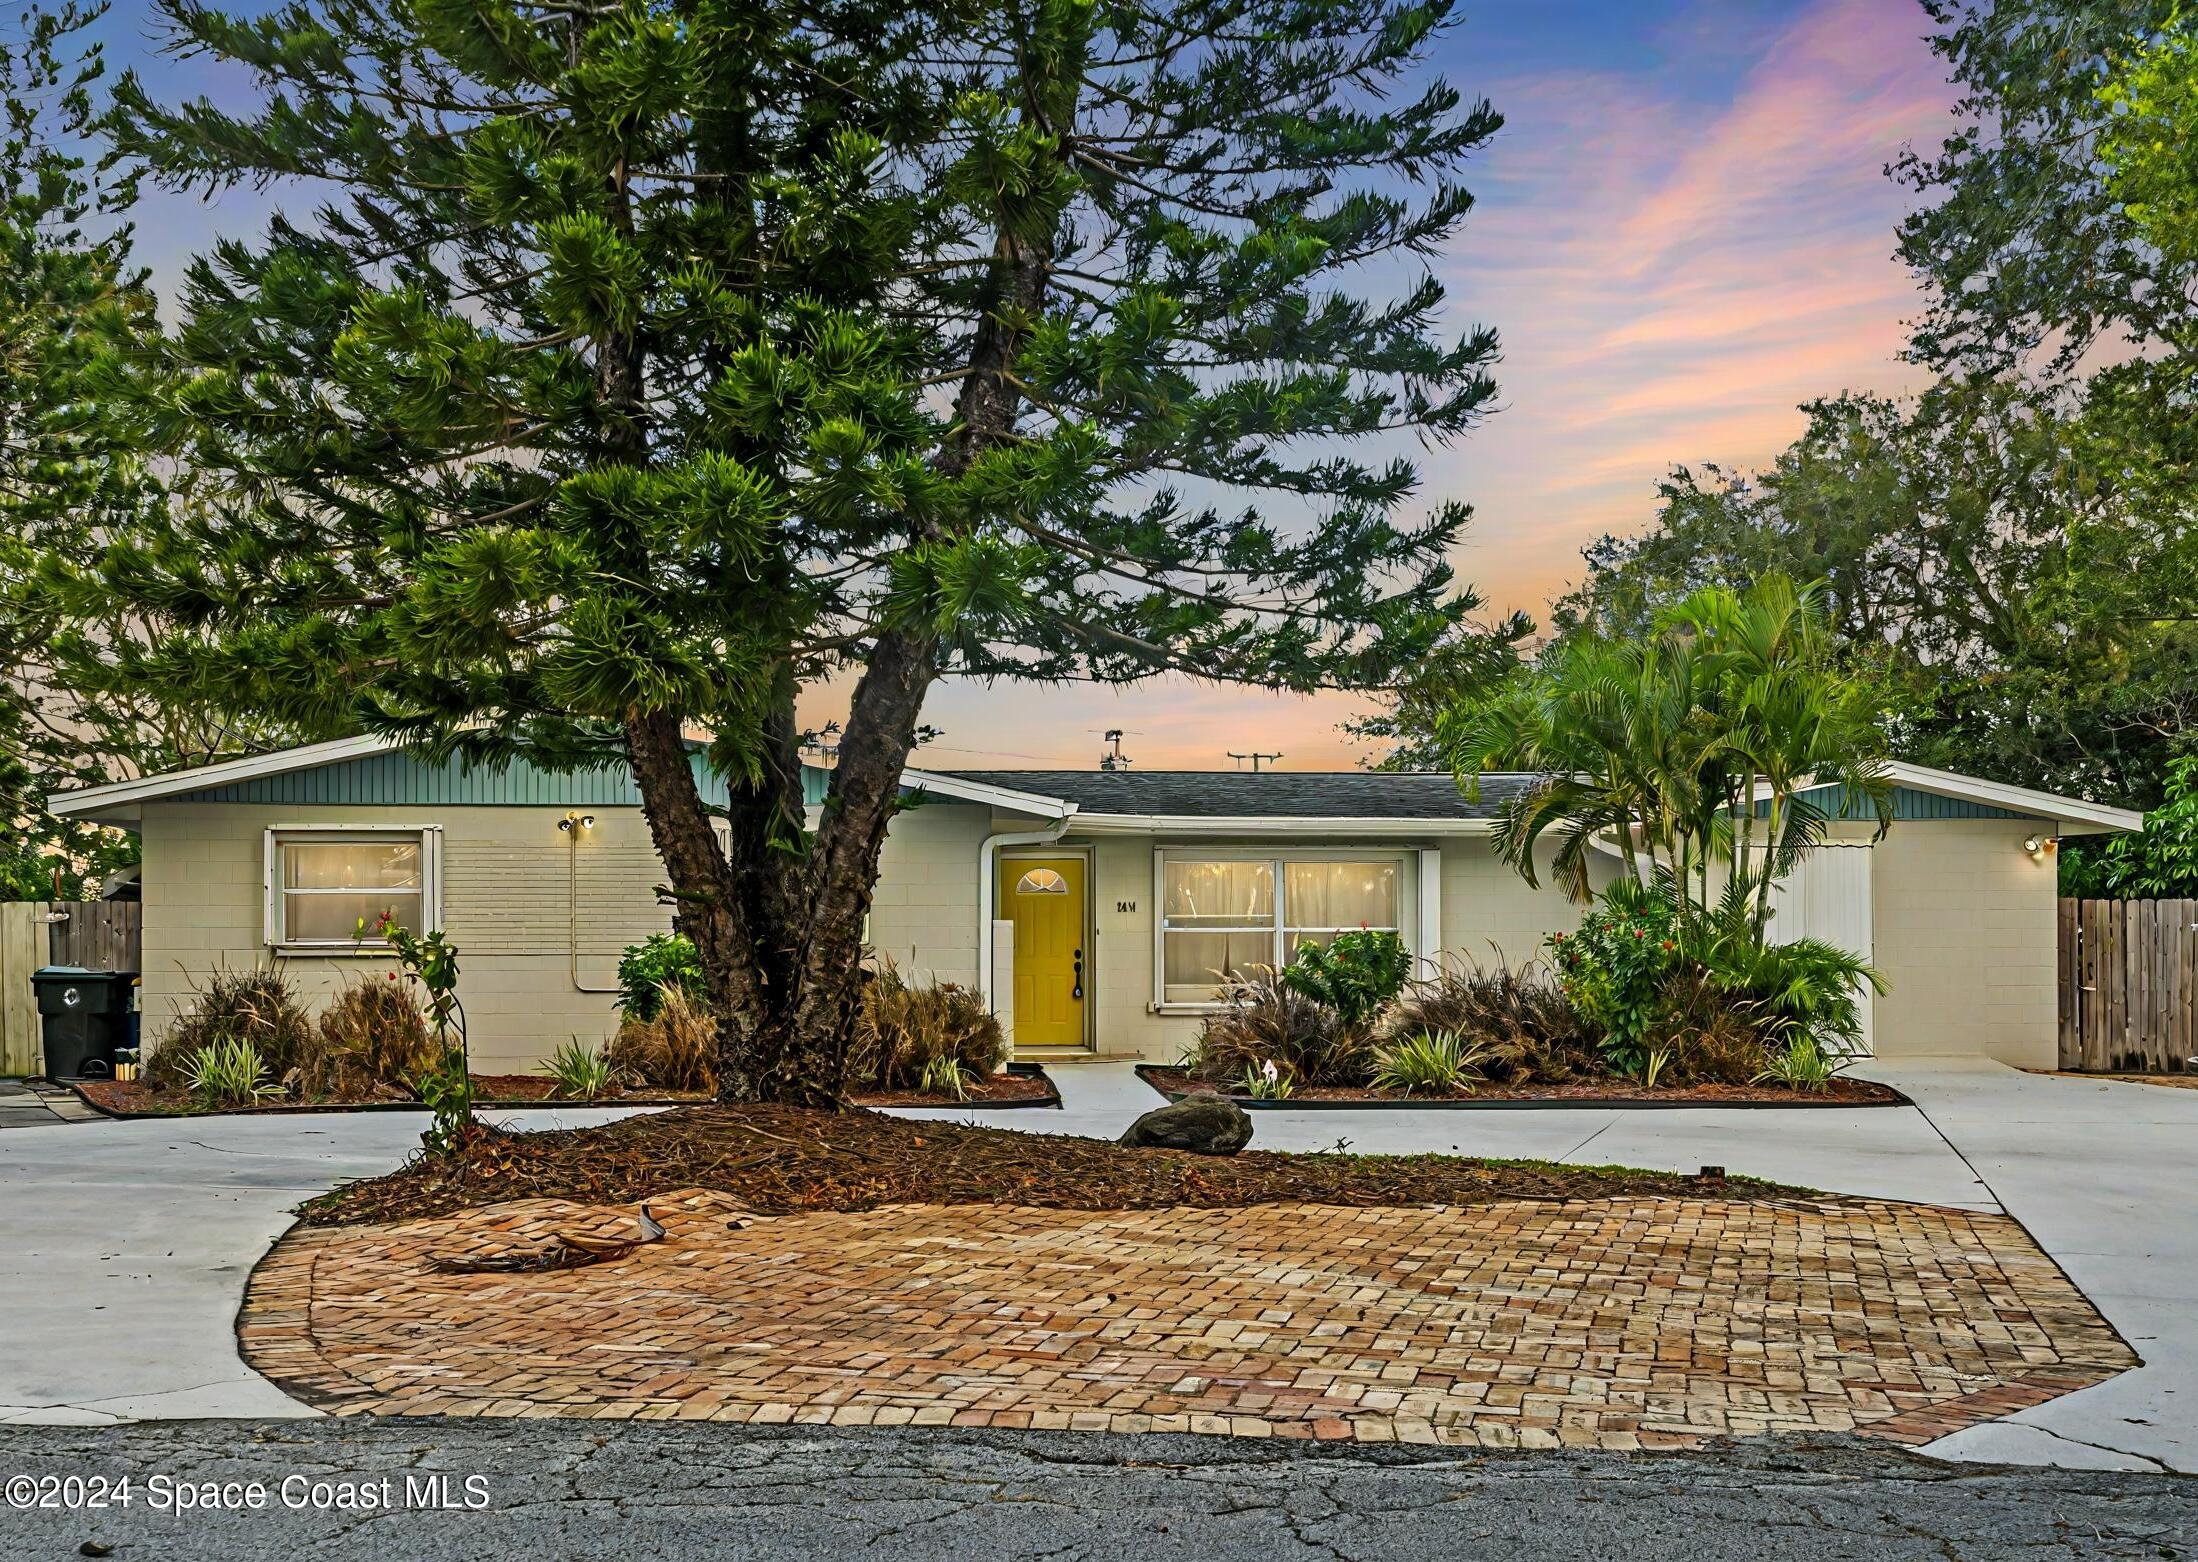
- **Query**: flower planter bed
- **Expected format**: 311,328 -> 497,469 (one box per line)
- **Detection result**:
1137,1063 -> 1906,1110
70,1062 -> 1057,1119
298,1100 -> 1800,1228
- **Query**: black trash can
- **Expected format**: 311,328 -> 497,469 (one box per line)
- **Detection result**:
32,967 -> 138,1081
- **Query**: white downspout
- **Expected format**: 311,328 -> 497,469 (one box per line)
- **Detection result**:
978,809 -> 1077,1012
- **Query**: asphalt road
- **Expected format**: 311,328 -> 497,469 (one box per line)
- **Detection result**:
0,1420 -> 2189,1561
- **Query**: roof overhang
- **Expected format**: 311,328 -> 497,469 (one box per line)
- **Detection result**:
47,734 -> 405,826
898,768 -> 1079,820
1877,762 -> 2141,836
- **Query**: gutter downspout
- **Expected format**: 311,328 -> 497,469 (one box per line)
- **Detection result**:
979,807 -> 1078,1014
566,814 -> 620,994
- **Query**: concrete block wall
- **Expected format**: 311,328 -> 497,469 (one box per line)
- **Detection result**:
1869,819 -> 2059,1067
138,802 -> 673,1073
862,802 -> 992,989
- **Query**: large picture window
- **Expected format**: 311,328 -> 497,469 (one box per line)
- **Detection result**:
266,829 -> 439,949
1158,854 -> 1403,1005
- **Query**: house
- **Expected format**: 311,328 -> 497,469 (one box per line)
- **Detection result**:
48,738 -> 2142,1072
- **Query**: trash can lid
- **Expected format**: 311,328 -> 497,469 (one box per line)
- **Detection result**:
31,966 -> 135,979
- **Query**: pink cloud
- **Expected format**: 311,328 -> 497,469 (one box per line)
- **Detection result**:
808,0 -> 1952,770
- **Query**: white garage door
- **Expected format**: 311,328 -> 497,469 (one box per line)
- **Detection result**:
1767,845 -> 1875,1056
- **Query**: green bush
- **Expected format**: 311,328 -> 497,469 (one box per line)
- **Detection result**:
1282,929 -> 1412,1029
147,966 -> 315,1091
1189,968 -> 1370,1086
542,1038 -> 622,1100
850,962 -> 1005,1091
1370,1030 -> 1488,1095
181,1038 -> 281,1109
1710,936 -> 1882,1054
616,933 -> 709,1021
1547,883 -> 1682,1069
1755,1034 -> 1847,1092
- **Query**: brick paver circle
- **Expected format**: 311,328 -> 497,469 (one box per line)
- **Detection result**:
239,1191 -> 2136,1448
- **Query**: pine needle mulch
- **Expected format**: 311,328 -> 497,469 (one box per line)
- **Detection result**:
297,1104 -> 1809,1228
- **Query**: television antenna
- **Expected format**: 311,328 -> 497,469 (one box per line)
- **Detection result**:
1097,729 -> 1134,771
1228,750 -> 1283,772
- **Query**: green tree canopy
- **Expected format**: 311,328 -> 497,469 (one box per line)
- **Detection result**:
43,0 -> 1507,1099
1545,380 -> 2198,812
0,2 -> 254,898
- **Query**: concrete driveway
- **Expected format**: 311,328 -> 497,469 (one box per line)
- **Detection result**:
0,1063 -> 2190,1472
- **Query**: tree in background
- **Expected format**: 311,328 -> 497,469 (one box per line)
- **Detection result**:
41,0 -> 1508,1102
0,3 -> 254,899
1547,381 -> 2198,813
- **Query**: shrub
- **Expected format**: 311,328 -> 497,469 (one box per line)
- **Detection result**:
147,965 -> 315,1091
1710,936 -> 1882,1053
1381,957 -> 1596,1084
1547,884 -> 1682,1070
1281,929 -> 1412,1029
297,976 -> 438,1099
180,1038 -> 281,1109
1755,1035 -> 1847,1092
606,984 -> 718,1092
1188,967 -> 1370,1086
1370,1030 -> 1489,1096
616,933 -> 709,1021
543,1038 -> 622,1100
1645,967 -> 1771,1086
851,962 -> 1006,1091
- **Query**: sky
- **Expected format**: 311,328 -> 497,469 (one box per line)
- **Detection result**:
97,0 -> 1955,772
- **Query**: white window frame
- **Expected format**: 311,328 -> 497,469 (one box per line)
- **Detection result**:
1151,847 -> 1410,1012
263,825 -> 443,954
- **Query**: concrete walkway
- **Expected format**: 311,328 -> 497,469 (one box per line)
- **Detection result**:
0,1062 -> 2191,1472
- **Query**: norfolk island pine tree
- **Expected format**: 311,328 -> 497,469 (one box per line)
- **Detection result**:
44,0 -> 1508,1105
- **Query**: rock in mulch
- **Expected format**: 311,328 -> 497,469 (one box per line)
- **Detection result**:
1117,1093 -> 1253,1155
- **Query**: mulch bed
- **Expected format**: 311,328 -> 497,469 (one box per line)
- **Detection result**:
1139,1065 -> 1904,1109
2033,1070 -> 2198,1090
74,1068 -> 1055,1119
297,1102 -> 1803,1229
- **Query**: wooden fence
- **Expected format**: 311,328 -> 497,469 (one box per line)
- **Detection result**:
0,901 -> 143,1076
2059,897 -> 2198,1072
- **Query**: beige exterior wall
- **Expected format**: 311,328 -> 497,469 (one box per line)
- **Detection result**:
1869,818 -> 2059,1067
133,795 -> 2067,1073
139,802 -> 672,1073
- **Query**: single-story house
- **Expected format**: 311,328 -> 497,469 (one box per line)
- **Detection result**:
49,737 -> 2142,1072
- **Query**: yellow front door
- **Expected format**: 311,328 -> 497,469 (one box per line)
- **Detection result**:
1003,855 -> 1086,1048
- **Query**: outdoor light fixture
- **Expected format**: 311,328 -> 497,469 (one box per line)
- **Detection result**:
2022,834 -> 2055,859
557,812 -> 597,833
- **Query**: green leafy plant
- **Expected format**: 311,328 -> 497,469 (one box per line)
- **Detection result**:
1370,1029 -> 1488,1096
1548,884 -> 1683,1070
2062,754 -> 2198,899
362,914 -> 473,1155
1191,969 -> 1370,1087
615,934 -> 709,1022
606,984 -> 717,1093
918,1054 -> 970,1102
1638,1042 -> 1674,1089
181,1038 -> 280,1109
1754,1035 -> 1847,1093
1709,935 -> 1881,1054
1282,930 -> 1413,1029
542,1039 -> 621,1101
1239,1059 -> 1296,1100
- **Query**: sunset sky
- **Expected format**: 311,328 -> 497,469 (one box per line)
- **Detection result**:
103,0 -> 1953,770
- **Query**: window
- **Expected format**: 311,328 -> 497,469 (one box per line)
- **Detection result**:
266,829 -> 439,949
1157,854 -> 1403,1005
1015,867 -> 1069,895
